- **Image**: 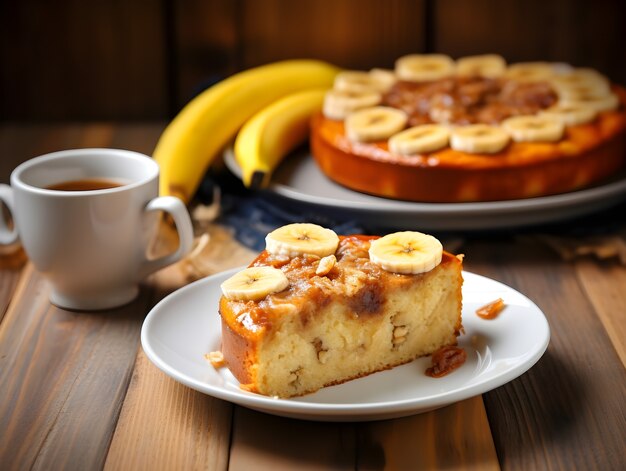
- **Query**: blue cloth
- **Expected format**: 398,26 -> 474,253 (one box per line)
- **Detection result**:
219,192 -> 366,252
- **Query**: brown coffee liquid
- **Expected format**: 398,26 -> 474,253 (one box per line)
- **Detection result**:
46,178 -> 126,191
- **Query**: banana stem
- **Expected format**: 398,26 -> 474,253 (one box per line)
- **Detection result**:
250,171 -> 268,190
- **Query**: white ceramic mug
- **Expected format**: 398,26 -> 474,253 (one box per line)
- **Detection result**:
0,148 -> 194,310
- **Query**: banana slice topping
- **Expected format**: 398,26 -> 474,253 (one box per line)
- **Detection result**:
323,89 -> 382,120
266,223 -> 339,258
540,103 -> 597,126
389,124 -> 450,155
345,106 -> 408,142
560,93 -> 619,114
505,62 -> 555,82
395,54 -> 455,82
456,54 -> 506,78
450,124 -> 510,154
552,68 -> 609,88
334,71 -> 382,94
369,68 -> 398,92
369,231 -> 443,275
552,79 -> 610,100
221,266 -> 289,301
502,115 -> 564,142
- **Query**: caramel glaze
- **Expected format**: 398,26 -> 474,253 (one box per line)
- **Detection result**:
219,235 -> 462,342
310,86 -> 626,203
384,76 -> 557,126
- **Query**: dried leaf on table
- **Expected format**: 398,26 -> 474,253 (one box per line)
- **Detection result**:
532,231 -> 626,265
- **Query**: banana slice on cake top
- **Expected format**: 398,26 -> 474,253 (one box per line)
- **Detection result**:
334,70 -> 388,94
502,115 -> 564,142
345,106 -> 408,142
540,103 -> 597,126
221,266 -> 289,301
369,231 -> 443,275
266,223 -> 340,258
456,54 -> 506,78
450,124 -> 510,153
323,89 -> 382,120
395,54 -> 455,82
389,124 -> 450,155
505,62 -> 555,82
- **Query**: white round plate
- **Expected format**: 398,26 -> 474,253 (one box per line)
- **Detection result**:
141,268 -> 550,422
224,148 -> 626,231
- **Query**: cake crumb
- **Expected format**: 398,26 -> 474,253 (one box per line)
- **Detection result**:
425,346 -> 467,377
204,351 -> 226,368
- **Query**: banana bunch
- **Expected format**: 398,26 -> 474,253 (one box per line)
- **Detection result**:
153,60 -> 340,202
220,223 -> 444,301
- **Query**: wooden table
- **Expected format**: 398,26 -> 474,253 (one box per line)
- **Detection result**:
1,124 -> 625,470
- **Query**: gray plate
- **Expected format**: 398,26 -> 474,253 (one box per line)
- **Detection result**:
224,147 -> 626,231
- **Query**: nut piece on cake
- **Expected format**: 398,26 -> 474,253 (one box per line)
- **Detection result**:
218,223 -> 464,398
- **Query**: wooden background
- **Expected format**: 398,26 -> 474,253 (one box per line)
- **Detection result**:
1,0 -> 626,121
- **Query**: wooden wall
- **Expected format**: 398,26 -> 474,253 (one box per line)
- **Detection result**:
1,0 -> 625,121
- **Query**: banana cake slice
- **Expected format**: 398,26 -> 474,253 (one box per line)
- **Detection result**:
218,223 -> 463,398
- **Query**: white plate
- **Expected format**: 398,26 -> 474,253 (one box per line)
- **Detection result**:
141,268 -> 550,422
224,147 -> 626,231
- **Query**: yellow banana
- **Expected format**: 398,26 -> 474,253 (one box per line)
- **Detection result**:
234,88 -> 327,188
153,60 -> 340,202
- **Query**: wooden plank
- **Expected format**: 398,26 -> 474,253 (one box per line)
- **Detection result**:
433,0 -> 626,84
108,122 -> 165,157
0,125 -> 40,182
463,238 -> 626,471
0,265 -> 149,470
359,397 -> 500,470
228,398 -> 498,470
104,350 -> 232,471
171,0 -> 425,111
238,0 -> 425,70
171,0 -> 239,113
0,0 -> 168,120
574,259 -> 626,368
0,123 -> 125,181
105,220 -> 254,469
228,406 -> 356,470
0,249 -> 26,323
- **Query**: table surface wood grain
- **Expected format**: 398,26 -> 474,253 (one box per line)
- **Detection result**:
0,123 -> 624,471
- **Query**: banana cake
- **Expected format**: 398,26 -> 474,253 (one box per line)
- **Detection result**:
311,54 -> 626,202
218,223 -> 463,398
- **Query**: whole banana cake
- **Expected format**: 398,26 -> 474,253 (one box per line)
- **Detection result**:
217,223 -> 463,398
311,54 -> 626,202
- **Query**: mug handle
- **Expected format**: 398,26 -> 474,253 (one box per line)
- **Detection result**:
139,196 -> 194,278
0,184 -> 19,245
